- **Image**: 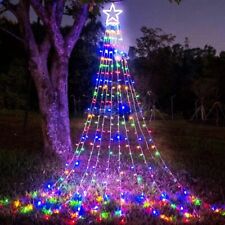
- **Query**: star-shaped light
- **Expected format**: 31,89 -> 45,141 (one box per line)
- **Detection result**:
103,3 -> 123,26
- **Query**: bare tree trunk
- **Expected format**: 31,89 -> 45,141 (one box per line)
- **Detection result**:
30,56 -> 72,157
1,0 -> 89,158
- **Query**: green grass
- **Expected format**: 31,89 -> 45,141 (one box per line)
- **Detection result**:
149,120 -> 225,203
0,111 -> 225,224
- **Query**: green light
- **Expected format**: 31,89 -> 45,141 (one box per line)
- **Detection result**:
0,198 -> 9,206
194,198 -> 201,206
101,211 -> 109,219
42,207 -> 53,215
137,175 -> 143,184
69,200 -> 81,207
31,191 -> 38,198
48,197 -> 57,204
115,210 -> 121,217
171,203 -> 176,209
155,151 -> 160,157
20,204 -> 33,214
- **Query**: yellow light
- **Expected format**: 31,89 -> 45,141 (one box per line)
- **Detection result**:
13,200 -> 21,208
70,212 -> 79,218
96,196 -> 103,202
184,212 -> 192,218
143,201 -> 150,208
160,215 -> 173,222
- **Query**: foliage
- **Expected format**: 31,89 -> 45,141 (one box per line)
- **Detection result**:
0,18 -> 103,113
68,18 -> 104,115
130,27 -> 225,119
136,27 -> 175,58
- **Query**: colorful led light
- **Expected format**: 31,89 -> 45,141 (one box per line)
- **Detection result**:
0,3 -> 224,225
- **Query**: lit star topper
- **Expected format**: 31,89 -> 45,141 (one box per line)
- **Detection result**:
103,3 -> 123,26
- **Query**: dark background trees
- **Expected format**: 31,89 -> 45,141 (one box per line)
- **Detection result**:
1,19 -> 225,122
1,21 -> 225,123
129,27 -> 225,122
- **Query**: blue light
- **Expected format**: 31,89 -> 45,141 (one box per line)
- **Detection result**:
160,193 -> 169,201
104,194 -> 110,202
152,209 -> 159,216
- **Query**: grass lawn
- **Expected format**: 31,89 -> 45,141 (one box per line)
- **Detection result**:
0,110 -> 225,224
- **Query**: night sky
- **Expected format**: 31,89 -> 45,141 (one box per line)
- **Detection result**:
103,0 -> 225,53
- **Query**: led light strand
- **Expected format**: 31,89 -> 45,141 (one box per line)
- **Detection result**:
116,50 -> 123,216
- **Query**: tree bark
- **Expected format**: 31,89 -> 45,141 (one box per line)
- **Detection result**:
1,0 -> 89,158
30,56 -> 72,157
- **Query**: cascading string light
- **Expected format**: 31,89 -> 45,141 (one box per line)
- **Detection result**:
54,47 -> 108,188
84,44 -> 112,200
124,60 -> 182,186
122,59 -> 207,218
0,3 -> 225,224
120,58 -> 162,195
78,46 -> 111,189
117,58 -> 149,210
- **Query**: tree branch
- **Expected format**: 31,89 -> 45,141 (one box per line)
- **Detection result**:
48,1 -> 65,57
56,0 -> 65,26
31,0 -> 65,58
65,4 -> 89,57
17,0 -> 40,67
0,27 -> 24,43
1,0 -> 18,17
30,0 -> 48,24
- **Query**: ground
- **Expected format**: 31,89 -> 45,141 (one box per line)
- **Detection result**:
0,110 -> 225,224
